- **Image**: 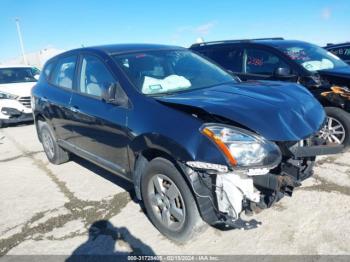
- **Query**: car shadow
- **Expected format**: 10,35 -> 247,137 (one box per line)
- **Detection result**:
66,220 -> 157,261
70,154 -> 138,203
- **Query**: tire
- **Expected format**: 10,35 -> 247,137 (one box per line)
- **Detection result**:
0,120 -> 3,128
318,107 -> 350,148
141,157 -> 204,243
38,121 -> 70,164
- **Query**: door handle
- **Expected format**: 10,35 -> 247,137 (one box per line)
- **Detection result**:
70,106 -> 80,113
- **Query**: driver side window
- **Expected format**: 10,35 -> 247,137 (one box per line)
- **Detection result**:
244,48 -> 290,75
79,55 -> 116,98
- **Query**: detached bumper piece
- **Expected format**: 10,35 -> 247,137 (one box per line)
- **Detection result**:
253,173 -> 300,197
289,144 -> 344,157
219,215 -> 261,230
187,136 -> 343,231
187,169 -> 263,229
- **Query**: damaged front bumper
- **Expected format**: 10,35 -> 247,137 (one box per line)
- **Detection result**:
185,142 -> 343,230
0,111 -> 33,125
0,102 -> 33,126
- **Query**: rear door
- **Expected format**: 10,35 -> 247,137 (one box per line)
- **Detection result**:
238,47 -> 291,81
42,55 -> 77,141
200,46 -> 243,75
67,53 -> 131,176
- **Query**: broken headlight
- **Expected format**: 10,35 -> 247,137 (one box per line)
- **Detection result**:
200,124 -> 282,169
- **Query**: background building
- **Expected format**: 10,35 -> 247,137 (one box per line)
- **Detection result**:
0,47 -> 64,68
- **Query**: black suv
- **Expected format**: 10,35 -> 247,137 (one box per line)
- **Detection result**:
32,44 -> 340,242
191,38 -> 350,148
325,42 -> 350,65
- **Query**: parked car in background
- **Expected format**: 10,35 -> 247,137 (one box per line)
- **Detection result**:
32,44 -> 342,242
0,65 -> 40,127
325,42 -> 350,65
191,38 -> 350,148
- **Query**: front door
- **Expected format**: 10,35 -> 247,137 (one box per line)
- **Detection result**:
237,48 -> 291,81
68,54 -> 131,176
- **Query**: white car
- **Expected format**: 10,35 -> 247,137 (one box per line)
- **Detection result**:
0,65 -> 40,127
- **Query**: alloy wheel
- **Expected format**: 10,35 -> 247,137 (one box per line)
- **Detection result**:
42,129 -> 55,159
147,174 -> 186,231
318,116 -> 346,144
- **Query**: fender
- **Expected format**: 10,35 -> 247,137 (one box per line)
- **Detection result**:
129,132 -> 226,200
129,132 -> 227,172
33,110 -> 52,142
129,133 -> 194,201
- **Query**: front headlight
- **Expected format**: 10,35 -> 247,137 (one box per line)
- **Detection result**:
201,124 -> 282,169
0,92 -> 18,100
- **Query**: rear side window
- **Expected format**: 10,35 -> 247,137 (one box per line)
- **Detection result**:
79,55 -> 116,98
43,61 -> 55,79
328,46 -> 350,61
51,55 -> 77,89
244,48 -> 290,75
206,47 -> 243,72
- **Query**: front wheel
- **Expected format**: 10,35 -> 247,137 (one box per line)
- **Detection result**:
141,158 -> 204,243
318,107 -> 350,148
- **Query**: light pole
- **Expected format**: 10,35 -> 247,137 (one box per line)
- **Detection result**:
15,18 -> 28,65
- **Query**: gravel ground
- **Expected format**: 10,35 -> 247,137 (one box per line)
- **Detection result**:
0,123 -> 350,257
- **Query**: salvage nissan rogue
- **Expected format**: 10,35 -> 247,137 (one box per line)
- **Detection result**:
32,44 -> 342,242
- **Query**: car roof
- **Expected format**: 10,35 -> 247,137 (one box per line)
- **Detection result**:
60,43 -> 186,57
325,42 -> 350,48
190,38 -> 312,49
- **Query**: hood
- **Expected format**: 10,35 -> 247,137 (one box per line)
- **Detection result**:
318,66 -> 350,80
156,81 -> 325,141
0,82 -> 36,97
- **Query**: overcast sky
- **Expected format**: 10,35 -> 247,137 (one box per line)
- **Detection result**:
0,0 -> 349,60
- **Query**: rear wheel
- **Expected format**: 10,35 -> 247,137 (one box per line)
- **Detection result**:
318,107 -> 350,148
38,121 -> 70,164
0,120 -> 3,128
141,158 -> 203,243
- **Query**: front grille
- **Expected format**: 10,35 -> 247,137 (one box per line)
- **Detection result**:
18,96 -> 31,108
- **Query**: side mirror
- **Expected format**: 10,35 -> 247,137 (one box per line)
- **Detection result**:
102,83 -> 129,107
273,67 -> 295,79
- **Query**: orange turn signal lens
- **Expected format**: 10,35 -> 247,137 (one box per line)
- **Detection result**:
202,127 -> 237,166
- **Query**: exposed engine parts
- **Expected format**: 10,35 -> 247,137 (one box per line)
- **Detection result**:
187,136 -> 343,230
321,86 -> 350,100
215,172 -> 260,219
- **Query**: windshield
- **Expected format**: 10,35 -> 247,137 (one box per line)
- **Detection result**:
0,67 -> 40,84
275,42 -> 348,72
113,50 -> 234,95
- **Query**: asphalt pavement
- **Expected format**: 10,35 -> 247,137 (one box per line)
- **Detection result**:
0,124 -> 349,256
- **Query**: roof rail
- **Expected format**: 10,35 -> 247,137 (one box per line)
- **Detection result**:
326,42 -> 350,47
191,37 -> 284,48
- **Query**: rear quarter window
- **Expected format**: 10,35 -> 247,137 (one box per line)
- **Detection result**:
50,55 -> 77,89
43,61 -> 55,80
